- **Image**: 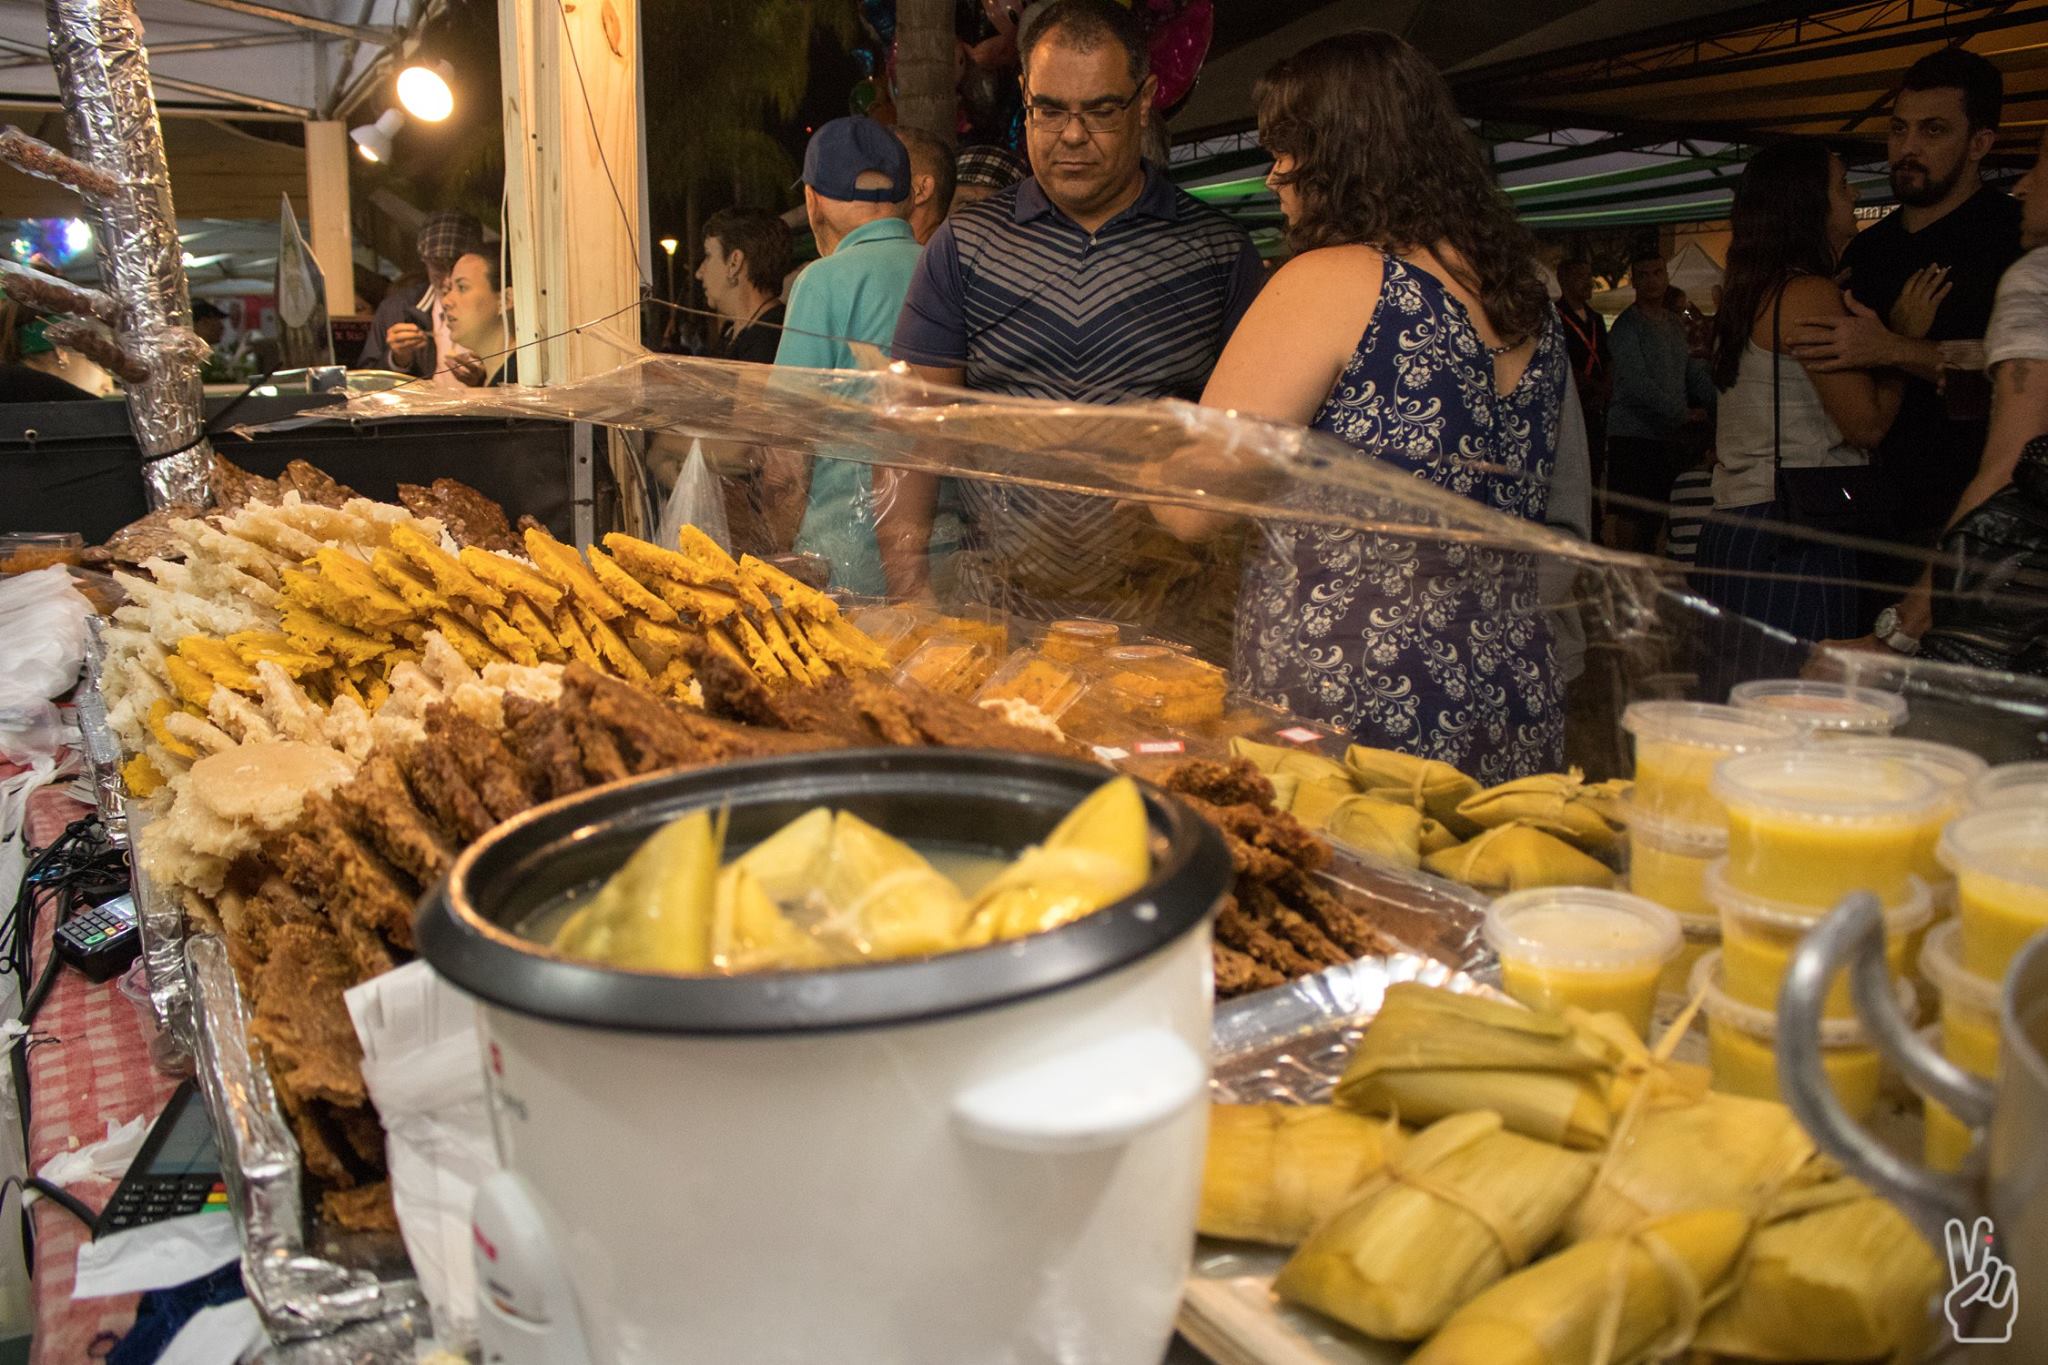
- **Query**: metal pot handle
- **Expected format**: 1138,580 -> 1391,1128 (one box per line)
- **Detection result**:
1779,894 -> 1990,1244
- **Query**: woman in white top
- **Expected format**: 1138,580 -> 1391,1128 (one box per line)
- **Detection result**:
1694,142 -> 1904,644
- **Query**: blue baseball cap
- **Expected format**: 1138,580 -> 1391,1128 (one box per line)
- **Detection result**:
800,117 -> 911,203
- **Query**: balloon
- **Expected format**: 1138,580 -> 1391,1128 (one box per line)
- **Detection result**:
955,38 -> 970,84
1148,0 -> 1212,112
860,0 -> 895,45
960,65 -> 1003,125
852,46 -> 876,78
850,77 -> 879,116
981,0 -> 1026,42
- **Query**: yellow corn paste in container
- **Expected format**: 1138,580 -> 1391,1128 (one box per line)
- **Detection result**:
1712,750 -> 1944,912
1917,919 -> 2003,1172
1939,807 -> 2048,980
1622,701 -> 1800,826
1693,952 -> 1894,1122
1729,678 -> 1907,738
1484,887 -> 1680,1038
1621,802 -> 1725,995
1707,859 -> 1930,1020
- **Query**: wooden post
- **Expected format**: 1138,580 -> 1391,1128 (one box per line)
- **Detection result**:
303,120 -> 357,319
497,0 -> 646,384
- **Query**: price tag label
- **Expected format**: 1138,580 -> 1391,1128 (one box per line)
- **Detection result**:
1135,740 -> 1186,756
1275,727 -> 1322,745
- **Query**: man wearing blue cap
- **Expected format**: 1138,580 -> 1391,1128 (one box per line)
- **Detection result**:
767,115 -> 924,596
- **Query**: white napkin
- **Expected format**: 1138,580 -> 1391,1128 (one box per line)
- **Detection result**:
345,961 -> 497,1349
72,1212 -> 240,1299
156,1296 -> 267,1365
38,1113 -> 147,1187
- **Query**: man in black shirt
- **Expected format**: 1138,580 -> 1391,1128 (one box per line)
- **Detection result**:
1793,48 -> 2022,612
1555,259 -> 1611,516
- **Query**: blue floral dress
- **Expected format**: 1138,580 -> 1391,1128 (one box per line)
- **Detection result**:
1234,252 -> 1569,783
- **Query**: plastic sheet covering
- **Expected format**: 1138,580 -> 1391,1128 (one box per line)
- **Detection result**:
45,0 -> 212,509
266,351 -> 2048,777
187,935 -> 426,1343
76,616 -> 126,840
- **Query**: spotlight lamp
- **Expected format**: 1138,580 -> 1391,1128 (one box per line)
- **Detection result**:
351,108 -> 406,163
397,60 -> 456,122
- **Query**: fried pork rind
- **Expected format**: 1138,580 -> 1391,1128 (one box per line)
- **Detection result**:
279,606 -> 391,668
587,549 -> 678,623
458,546 -> 564,614
470,606 -> 540,666
523,526 -> 623,620
249,921 -> 369,1108
390,524 -> 504,608
369,549 -> 451,615
503,595 -> 563,660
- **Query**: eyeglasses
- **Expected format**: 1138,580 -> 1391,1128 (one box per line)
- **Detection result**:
1022,88 -> 1142,134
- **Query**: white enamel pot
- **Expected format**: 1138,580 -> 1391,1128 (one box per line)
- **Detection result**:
418,749 -> 1232,1365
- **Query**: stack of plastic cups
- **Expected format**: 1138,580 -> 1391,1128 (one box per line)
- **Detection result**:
1691,951 -> 1904,1120
1918,919 -> 2003,1171
1966,760 -> 2048,812
1483,888 -> 1681,1038
1939,807 -> 2048,983
1702,750 -> 1949,1109
1618,703 -> 1800,995
1728,679 -> 1907,740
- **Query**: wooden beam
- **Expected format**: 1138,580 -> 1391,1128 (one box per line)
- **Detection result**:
303,120 -> 356,318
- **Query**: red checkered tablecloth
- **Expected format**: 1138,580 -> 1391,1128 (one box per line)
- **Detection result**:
21,783 -> 181,1364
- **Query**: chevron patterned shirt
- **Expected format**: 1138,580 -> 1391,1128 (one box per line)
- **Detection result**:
892,165 -> 1262,619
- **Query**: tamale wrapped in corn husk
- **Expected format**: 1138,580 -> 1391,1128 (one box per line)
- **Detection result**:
1343,745 -> 1481,833
1418,816 -> 1460,854
1274,1111 -> 1592,1340
1266,771 -> 1301,814
1423,822 -> 1616,893
1567,1090 -> 1815,1244
1411,1207 -> 1751,1365
1694,1179 -> 1942,1363
1290,776 -> 1365,831
966,776 -> 1149,942
1230,736 -> 1357,790
1198,1104 -> 1394,1246
1333,984 -> 1618,1149
1323,795 -> 1425,869
554,808 -> 723,972
709,863 -> 834,972
1455,772 -> 1627,856
811,811 -> 971,957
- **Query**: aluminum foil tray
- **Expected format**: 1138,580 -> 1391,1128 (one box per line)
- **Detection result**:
1182,953 -> 1507,1365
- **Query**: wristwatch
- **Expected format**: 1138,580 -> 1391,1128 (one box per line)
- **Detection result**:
1873,607 -> 1921,656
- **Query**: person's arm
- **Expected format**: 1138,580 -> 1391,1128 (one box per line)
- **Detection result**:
1787,294 -> 1944,384
764,273 -> 847,547
1219,237 -> 1266,340
1150,249 -> 1380,542
1545,372 -> 1594,542
876,228 -> 971,598
1779,275 -> 1903,450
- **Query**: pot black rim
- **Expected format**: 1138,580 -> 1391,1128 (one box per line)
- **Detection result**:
416,748 -> 1230,1035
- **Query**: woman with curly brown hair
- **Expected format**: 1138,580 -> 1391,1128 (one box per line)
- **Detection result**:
1188,29 -> 1573,780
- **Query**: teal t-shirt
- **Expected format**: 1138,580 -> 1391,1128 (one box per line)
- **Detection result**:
773,217 -> 923,597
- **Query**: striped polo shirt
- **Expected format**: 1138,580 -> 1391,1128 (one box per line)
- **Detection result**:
892,165 -> 1262,618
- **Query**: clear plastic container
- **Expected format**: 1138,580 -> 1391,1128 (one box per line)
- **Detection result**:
1938,807 -> 2048,980
1663,910 -> 1721,998
1623,800 -> 1726,917
1712,750 -> 1945,911
1036,618 -> 1124,664
1693,951 -> 1891,1122
1920,918 -> 2003,1078
117,960 -> 193,1077
893,634 -> 998,697
973,649 -> 1092,721
1484,887 -> 1680,1037
1622,701 -> 1801,825
1920,1021 -> 1978,1173
1096,645 -> 1226,727
1966,761 -> 2048,813
1707,858 -> 1931,1019
1830,737 -> 1989,889
1728,679 -> 1906,737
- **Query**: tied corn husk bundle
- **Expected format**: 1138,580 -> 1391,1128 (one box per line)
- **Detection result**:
1274,1111 -> 1593,1340
759,808 -> 971,958
1289,776 -> 1364,831
1323,795 -> 1426,870
1455,772 -> 1631,856
554,807 -> 724,972
1344,744 -> 1481,834
1229,737 -> 1356,790
1411,1207 -> 1752,1365
1693,1179 -> 1943,1363
965,776 -> 1149,942
1567,1090 -> 1816,1244
1333,985 -> 1622,1149
1423,822 -> 1616,893
1197,1104 -> 1395,1246
1266,770 -> 1301,813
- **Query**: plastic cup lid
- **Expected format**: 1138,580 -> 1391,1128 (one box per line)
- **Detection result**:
1918,919 -> 2003,1017
1690,949 -> 1909,1046
1621,700 -> 1801,752
1711,749 -> 1944,823
1828,738 -> 1988,794
1621,798 -> 1730,854
1728,679 -> 1907,734
1704,857 -> 1934,934
1967,761 -> 2048,813
1485,887 -> 1681,970
1937,807 -> 2048,890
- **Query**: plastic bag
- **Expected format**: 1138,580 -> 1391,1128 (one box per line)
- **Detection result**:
0,567 -> 93,764
655,438 -> 731,556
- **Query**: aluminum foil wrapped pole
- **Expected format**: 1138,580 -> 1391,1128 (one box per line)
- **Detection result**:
41,0 -> 213,509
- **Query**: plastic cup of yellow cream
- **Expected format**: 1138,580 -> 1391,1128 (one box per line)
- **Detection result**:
1729,679 -> 1906,738
1939,808 -> 2048,981
1712,751 -> 1944,911
1693,951 -> 1892,1122
1706,858 -> 1930,1019
1623,702 -> 1800,826
1485,888 -> 1680,1038
1966,761 -> 2048,813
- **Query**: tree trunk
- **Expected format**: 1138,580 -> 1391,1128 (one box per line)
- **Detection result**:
893,0 -> 957,144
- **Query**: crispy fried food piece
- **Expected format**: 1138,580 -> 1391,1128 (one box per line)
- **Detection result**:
274,801 -> 415,964
147,699 -> 199,760
177,636 -> 262,693
337,752 -> 454,887
425,706 -> 540,822
210,454 -> 279,510
226,630 -> 330,677
101,502 -> 203,566
249,921 -> 367,1109
857,677 -> 1082,758
469,606 -> 540,666
568,708 -> 632,786
458,546 -> 563,614
587,550 -> 677,623
647,576 -> 743,624
1165,758 -> 1277,812
502,693 -> 589,800
523,527 -> 622,620
369,549 -> 450,615
429,613 -> 509,671
739,553 -> 835,619
397,477 -> 518,553
755,611 -> 817,682
503,595 -> 563,659
400,736 -> 498,846
310,548 -> 413,628
776,609 -> 834,683
121,753 -> 165,798
279,460 -> 357,508
275,1084 -> 353,1186
573,604 -> 651,684
163,653 -> 216,708
728,616 -> 786,681
1215,894 -> 1322,980
391,524 -> 504,608
321,1181 -> 400,1234
1214,936 -> 1287,998
279,606 -> 391,668
551,603 -> 603,667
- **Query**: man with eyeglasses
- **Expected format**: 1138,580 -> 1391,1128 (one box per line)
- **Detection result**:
882,0 -> 1262,618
